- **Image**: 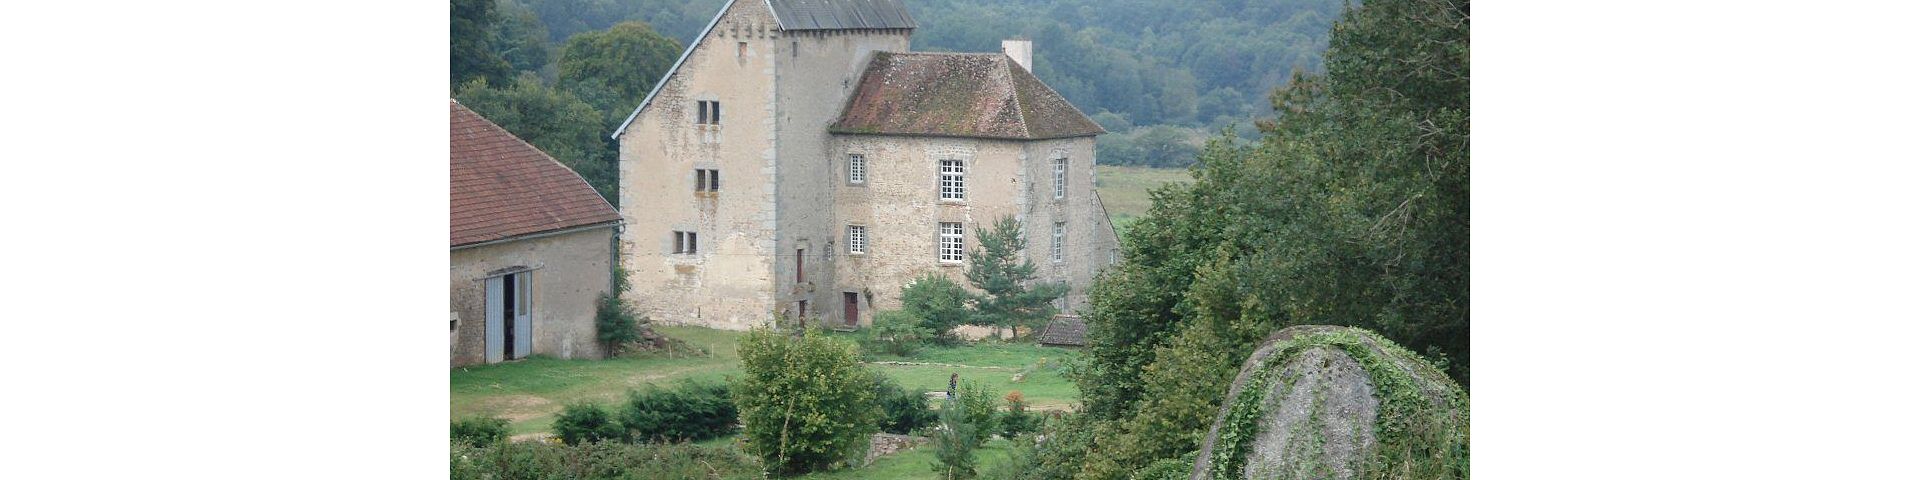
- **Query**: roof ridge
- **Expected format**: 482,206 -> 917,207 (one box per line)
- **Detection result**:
1000,56 -> 1032,139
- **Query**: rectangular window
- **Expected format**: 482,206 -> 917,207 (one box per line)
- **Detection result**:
673,231 -> 699,254
695,169 -> 719,192
696,101 -> 721,125
1052,157 -> 1068,199
1051,222 -> 1065,263
847,225 -> 867,254
848,154 -> 866,184
796,249 -> 805,283
939,159 -> 965,201
737,41 -> 747,58
939,222 -> 964,262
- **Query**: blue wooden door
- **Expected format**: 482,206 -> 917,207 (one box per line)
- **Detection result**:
484,276 -> 505,363
511,272 -> 532,359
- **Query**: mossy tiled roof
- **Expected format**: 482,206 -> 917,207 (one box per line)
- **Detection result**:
831,52 -> 1106,141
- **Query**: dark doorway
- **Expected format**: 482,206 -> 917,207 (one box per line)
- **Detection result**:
502,273 -> 517,360
798,300 -> 808,318
844,292 -> 859,326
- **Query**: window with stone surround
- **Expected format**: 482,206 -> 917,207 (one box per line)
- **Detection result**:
696,100 -> 720,125
1052,156 -> 1068,199
695,169 -> 719,192
673,231 -> 698,254
939,159 -> 965,201
848,154 -> 867,184
847,225 -> 867,254
939,222 -> 964,262
1051,222 -> 1065,263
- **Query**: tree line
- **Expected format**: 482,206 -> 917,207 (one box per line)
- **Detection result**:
456,0 -> 1345,176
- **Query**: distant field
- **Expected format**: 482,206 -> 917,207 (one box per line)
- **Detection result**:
1094,165 -> 1193,229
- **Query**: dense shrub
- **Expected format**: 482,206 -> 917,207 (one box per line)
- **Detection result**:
955,381 -> 998,444
899,273 -> 972,343
929,398 -> 981,479
450,416 -> 510,447
1132,452 -> 1198,480
733,329 -> 882,476
617,380 -> 737,443
450,439 -> 763,480
876,375 -> 937,435
998,391 -> 1036,439
595,266 -> 635,350
864,310 -> 933,356
552,402 -> 622,445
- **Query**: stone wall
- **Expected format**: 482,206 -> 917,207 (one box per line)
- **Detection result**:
449,226 -> 614,367
617,0 -> 783,330
773,28 -> 911,326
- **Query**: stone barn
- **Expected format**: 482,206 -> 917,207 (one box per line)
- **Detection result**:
450,100 -> 622,366
612,0 -> 1119,330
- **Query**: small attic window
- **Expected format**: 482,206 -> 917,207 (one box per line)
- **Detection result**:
737,42 -> 747,58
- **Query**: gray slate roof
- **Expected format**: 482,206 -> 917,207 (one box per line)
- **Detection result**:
768,0 -> 916,30
1039,315 -> 1088,347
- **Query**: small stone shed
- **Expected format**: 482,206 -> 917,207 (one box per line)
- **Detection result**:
450,100 -> 621,367
1038,314 -> 1087,347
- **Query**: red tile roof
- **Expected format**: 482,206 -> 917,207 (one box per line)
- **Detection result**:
831,52 -> 1106,140
450,100 -> 620,247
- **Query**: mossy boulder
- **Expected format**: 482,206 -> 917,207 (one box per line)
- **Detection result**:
1189,326 -> 1468,480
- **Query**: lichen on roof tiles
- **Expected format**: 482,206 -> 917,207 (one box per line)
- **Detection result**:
831,52 -> 1106,141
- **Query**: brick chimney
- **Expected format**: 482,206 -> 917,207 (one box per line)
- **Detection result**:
1002,38 -> 1033,72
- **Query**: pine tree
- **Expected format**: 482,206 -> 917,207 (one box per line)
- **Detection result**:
964,216 -> 1068,338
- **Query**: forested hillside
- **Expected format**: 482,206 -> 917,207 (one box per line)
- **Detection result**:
457,0 -> 1342,175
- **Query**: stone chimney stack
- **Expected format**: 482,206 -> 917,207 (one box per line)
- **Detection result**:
1002,38 -> 1033,72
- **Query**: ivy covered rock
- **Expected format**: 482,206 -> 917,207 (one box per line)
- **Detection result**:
1189,326 -> 1468,480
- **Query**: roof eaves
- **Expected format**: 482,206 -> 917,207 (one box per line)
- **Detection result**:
611,0 -> 741,140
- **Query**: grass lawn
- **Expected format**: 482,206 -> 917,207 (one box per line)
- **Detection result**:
1094,164 -> 1193,228
451,325 -> 1082,436
795,438 -> 1018,480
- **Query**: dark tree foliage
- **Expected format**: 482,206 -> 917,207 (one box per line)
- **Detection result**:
494,0 -> 1342,145
875,375 -> 937,435
451,0 -> 513,88
454,75 -> 617,201
492,0 -> 554,74
899,272 -> 973,343
1071,0 -> 1469,477
557,20 -> 682,115
964,216 -> 1068,337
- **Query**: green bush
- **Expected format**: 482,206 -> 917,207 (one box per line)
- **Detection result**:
733,328 -> 882,476
450,416 -> 510,447
998,391 -> 1036,439
618,380 -> 737,443
1131,451 -> 1197,480
876,375 -> 937,435
900,273 -> 972,344
596,266 -> 641,356
864,310 -> 933,356
552,402 -> 622,445
450,439 -> 763,480
929,398 -> 980,479
956,381 -> 998,443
